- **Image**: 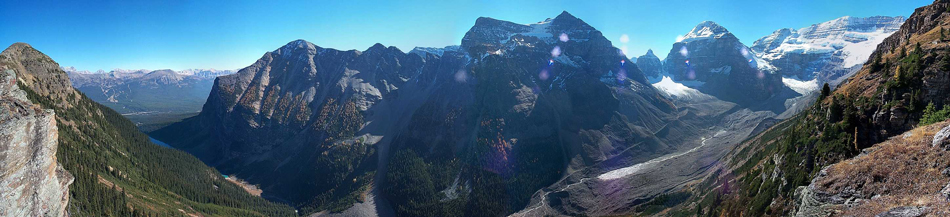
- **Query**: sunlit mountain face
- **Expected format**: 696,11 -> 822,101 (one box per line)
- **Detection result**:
2,1 -> 943,216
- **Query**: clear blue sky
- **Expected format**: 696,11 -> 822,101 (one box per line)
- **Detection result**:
0,0 -> 931,71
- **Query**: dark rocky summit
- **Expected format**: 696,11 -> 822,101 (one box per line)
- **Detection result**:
635,49 -> 663,78
662,21 -> 786,106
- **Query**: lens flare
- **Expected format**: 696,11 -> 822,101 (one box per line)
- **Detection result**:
455,70 -> 467,83
620,45 -> 628,56
551,46 -> 561,57
559,33 -> 569,42
549,59 -> 555,66
621,59 -> 625,66
679,46 -> 689,57
539,69 -> 550,80
687,69 -> 696,80
619,34 -> 630,43
617,69 -> 627,82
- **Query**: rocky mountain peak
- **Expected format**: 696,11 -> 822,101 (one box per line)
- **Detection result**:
663,20 -> 784,105
5,42 -> 34,52
367,43 -> 387,52
275,39 -> 319,58
642,49 -> 657,58
751,28 -> 794,53
0,43 -> 76,108
554,10 -> 579,21
461,11 -> 602,56
636,49 -> 664,78
363,43 -> 402,56
680,21 -> 733,42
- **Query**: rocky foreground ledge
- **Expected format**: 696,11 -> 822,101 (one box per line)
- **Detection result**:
0,69 -> 73,217
794,121 -> 950,217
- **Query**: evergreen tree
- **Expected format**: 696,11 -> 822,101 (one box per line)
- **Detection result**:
871,53 -> 884,71
820,83 -> 831,100
941,53 -> 950,71
921,102 -> 950,125
941,27 -> 946,40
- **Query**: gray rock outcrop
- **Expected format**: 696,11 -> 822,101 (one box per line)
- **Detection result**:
875,206 -> 928,217
933,124 -> 950,149
0,69 -> 73,217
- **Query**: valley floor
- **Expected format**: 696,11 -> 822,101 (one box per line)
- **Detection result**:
512,105 -> 779,216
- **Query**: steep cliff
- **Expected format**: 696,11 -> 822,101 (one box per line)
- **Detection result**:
0,69 -> 72,217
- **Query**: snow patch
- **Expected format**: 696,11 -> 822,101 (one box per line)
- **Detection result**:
841,29 -> 893,68
652,76 -> 702,99
598,136 -> 710,180
782,77 -> 819,95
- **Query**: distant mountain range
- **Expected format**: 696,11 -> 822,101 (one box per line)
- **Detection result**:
62,67 -> 236,129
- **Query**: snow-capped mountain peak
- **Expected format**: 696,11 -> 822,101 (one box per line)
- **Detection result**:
460,10 -> 600,56
679,21 -> 732,42
751,16 -> 905,81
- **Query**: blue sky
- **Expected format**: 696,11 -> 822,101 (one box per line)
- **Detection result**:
0,0 -> 931,71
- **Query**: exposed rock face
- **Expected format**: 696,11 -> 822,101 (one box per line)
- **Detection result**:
663,21 -> 785,105
0,69 -> 73,217
153,39 -> 432,211
636,49 -> 663,78
752,16 -> 905,82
